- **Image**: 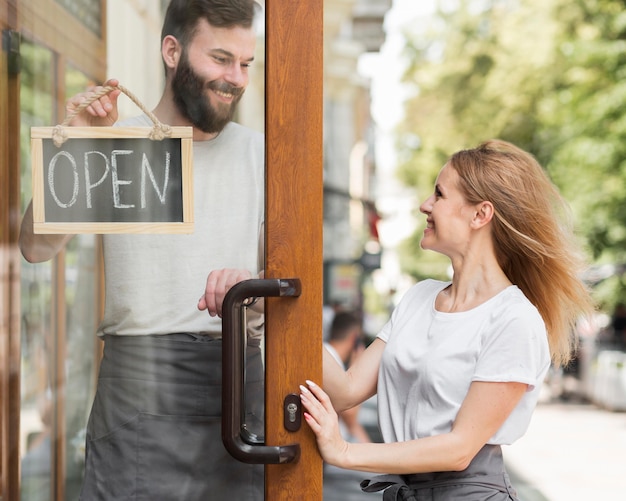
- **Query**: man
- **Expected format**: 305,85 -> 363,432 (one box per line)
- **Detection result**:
19,1 -> 265,499
324,311 -> 371,444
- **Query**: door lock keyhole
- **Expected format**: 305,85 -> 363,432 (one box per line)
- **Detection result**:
283,394 -> 302,432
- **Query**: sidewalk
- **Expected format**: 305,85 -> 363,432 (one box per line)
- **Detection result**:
323,465 -> 372,501
504,398 -> 626,501
506,463 -> 550,501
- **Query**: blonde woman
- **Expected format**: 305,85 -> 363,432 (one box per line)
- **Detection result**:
301,140 -> 594,500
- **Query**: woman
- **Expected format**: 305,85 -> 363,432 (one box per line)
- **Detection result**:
300,140 -> 594,500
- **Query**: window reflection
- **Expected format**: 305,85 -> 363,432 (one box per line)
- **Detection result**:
20,39 -> 54,501
62,233 -> 99,500
20,40 -> 98,500
62,66 -> 99,501
20,270 -> 53,500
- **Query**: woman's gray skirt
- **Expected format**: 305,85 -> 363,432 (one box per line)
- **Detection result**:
360,444 -> 519,500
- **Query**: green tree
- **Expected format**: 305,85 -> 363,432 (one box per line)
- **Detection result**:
395,0 -> 626,302
539,0 -> 626,303
396,0 -> 562,279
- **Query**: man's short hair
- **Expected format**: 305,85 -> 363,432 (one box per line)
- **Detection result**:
329,311 -> 360,342
161,0 -> 258,47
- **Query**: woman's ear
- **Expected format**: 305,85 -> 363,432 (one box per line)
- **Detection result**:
162,35 -> 181,72
471,201 -> 495,229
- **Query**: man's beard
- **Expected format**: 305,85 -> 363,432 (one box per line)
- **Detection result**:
171,52 -> 244,134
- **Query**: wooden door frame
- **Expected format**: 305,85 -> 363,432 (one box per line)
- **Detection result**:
264,0 -> 324,499
1,13 -> 22,501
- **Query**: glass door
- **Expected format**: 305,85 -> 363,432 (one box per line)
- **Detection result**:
19,37 -> 101,501
7,1 -> 107,499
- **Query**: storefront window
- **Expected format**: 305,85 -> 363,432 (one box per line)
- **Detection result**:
61,66 -> 99,501
19,40 -> 99,500
9,1 -> 269,498
19,39 -> 55,501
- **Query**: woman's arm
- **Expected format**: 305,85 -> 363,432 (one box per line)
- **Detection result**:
301,379 -> 527,474
322,337 -> 384,412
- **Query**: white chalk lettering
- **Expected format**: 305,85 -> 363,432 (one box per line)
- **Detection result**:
84,150 -> 110,209
141,151 -> 170,208
48,151 -> 79,208
110,150 -> 134,209
44,144 -> 177,216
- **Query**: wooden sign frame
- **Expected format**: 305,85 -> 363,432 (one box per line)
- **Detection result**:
31,126 -> 194,234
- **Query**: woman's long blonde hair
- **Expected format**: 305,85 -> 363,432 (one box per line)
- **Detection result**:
449,139 -> 595,367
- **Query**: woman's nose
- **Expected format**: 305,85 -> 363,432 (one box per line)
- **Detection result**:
420,195 -> 433,214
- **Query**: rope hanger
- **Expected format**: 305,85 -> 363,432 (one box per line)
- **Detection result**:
51,83 -> 172,147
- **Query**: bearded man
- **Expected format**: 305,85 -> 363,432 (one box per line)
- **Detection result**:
19,1 -> 266,499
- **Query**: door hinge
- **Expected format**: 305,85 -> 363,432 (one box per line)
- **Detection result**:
2,29 -> 21,76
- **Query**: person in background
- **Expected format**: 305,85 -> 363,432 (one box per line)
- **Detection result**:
324,311 -> 371,444
323,300 -> 343,341
301,140 -> 595,500
19,1 -> 265,499
611,302 -> 626,349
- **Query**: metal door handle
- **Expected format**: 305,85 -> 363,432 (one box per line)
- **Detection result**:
222,278 -> 302,464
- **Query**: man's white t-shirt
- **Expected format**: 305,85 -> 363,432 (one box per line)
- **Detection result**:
377,279 -> 550,445
98,115 -> 264,338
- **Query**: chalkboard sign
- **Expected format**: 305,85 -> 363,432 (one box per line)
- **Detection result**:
31,126 -> 194,234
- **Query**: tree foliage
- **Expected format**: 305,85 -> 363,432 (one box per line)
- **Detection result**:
395,0 -> 626,302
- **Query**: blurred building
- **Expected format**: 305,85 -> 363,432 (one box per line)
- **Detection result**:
323,0 -> 390,311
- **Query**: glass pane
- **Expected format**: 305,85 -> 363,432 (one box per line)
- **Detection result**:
62,234 -> 98,499
19,45 -> 97,501
62,68 -> 99,501
19,39 -> 54,501
18,2 -> 267,498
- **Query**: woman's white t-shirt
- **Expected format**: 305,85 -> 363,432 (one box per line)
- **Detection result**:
377,279 -> 550,445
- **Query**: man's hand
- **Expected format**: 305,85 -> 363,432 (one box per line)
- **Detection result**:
198,268 -> 253,318
66,78 -> 121,127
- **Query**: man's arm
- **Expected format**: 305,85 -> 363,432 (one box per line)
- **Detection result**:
19,78 -> 122,263
19,201 -> 73,263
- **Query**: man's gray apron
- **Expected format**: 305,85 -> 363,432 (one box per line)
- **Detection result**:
79,333 -> 264,500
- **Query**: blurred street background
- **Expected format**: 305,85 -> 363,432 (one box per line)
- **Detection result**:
7,0 -> 626,498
